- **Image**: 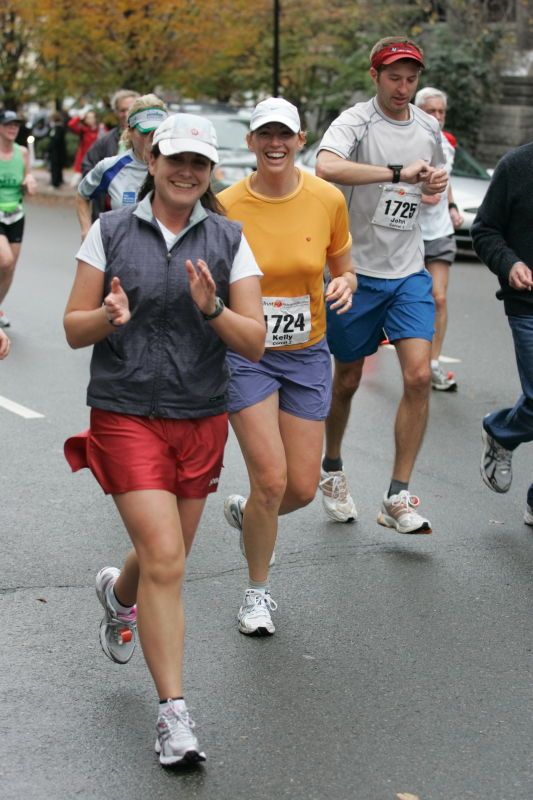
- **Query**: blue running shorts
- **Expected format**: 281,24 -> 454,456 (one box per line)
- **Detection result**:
327,269 -> 435,363
226,338 -> 332,421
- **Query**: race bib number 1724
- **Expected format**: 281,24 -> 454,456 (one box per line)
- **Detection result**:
263,295 -> 311,347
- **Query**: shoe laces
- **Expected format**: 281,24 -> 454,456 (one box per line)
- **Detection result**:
246,590 -> 278,612
158,704 -> 196,737
319,471 -> 349,501
490,439 -> 512,470
390,490 -> 421,510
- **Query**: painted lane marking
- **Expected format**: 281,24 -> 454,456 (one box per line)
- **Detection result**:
0,395 -> 45,419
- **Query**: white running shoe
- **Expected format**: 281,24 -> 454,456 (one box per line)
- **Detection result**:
95,567 -> 137,664
480,424 -> 513,493
237,589 -> 277,636
524,504 -> 533,526
223,494 -> 276,566
377,491 -> 432,535
318,469 -> 358,523
431,364 -> 457,391
155,701 -> 206,766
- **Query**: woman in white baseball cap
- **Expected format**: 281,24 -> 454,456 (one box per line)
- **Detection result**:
64,112 -> 265,767
219,97 -> 357,637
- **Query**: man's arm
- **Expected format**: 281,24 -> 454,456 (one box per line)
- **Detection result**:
316,149 -> 447,192
471,160 -> 521,282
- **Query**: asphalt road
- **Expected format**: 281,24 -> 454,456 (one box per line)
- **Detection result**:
0,203 -> 532,800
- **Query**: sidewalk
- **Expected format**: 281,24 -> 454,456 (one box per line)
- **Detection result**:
28,167 -> 78,207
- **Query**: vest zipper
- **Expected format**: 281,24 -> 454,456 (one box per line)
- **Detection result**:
149,250 -> 172,418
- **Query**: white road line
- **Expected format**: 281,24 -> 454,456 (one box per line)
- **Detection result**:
0,395 -> 45,419
439,355 -> 461,364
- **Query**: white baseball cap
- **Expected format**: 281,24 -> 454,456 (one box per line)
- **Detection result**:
249,97 -> 301,133
152,113 -> 219,164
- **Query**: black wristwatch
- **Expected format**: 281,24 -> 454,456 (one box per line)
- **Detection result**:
202,296 -> 225,321
388,164 -> 403,183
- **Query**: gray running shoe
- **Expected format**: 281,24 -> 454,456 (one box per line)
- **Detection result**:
155,702 -> 206,766
237,588 -> 277,636
377,491 -> 432,534
0,310 -> 10,328
95,567 -> 137,664
223,494 -> 276,566
431,364 -> 457,391
524,504 -> 533,526
480,425 -> 512,493
318,469 -> 358,523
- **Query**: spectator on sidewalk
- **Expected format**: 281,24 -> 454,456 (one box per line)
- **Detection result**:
48,112 -> 67,188
68,108 -> 106,187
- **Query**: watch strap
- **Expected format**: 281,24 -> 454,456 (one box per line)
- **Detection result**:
202,296 -> 225,321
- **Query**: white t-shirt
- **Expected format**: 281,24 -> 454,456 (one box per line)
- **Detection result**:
418,131 -> 455,241
319,97 -> 445,279
76,218 -> 263,283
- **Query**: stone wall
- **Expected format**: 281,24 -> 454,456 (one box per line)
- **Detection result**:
477,76 -> 533,166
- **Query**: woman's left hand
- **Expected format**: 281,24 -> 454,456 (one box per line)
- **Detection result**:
325,275 -> 357,315
22,174 -> 37,196
185,258 -> 218,316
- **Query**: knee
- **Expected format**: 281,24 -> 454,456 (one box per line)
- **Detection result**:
334,365 -> 363,398
0,254 -> 14,274
404,364 -> 431,395
140,543 -> 185,586
251,469 -> 287,510
287,484 -> 316,510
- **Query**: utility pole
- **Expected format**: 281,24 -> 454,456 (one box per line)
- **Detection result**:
273,0 -> 280,96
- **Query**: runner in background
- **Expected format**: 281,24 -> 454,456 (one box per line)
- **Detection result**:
415,87 -> 464,391
316,37 -> 447,534
0,110 -> 37,328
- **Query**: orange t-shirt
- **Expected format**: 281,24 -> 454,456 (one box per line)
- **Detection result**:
219,170 -> 351,350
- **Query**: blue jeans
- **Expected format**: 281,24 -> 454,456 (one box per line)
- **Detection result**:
484,314 -> 533,463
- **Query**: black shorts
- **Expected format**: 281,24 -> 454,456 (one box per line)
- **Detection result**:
0,217 -> 25,244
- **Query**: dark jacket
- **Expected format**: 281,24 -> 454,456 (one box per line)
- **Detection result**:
87,194 -> 242,419
472,142 -> 533,315
82,127 -> 121,175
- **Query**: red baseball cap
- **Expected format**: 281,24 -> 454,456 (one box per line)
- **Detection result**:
371,42 -> 425,70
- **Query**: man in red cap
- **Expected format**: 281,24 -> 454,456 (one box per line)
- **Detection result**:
317,37 -> 448,535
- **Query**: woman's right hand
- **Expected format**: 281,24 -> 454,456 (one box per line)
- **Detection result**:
103,277 -> 131,327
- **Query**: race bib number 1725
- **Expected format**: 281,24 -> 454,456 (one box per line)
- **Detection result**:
371,185 -> 422,231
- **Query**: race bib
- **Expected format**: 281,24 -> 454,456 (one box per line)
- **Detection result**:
372,185 -> 422,231
263,295 -> 311,347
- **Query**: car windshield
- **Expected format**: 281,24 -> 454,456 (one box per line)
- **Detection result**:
451,146 -> 490,180
209,116 -> 249,151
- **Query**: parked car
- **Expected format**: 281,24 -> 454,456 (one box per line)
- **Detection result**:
296,140 -> 491,254
168,103 -> 254,192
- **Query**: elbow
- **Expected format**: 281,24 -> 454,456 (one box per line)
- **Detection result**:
315,160 -> 329,181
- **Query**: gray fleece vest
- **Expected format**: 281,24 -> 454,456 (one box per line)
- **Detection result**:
86,194 -> 242,418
